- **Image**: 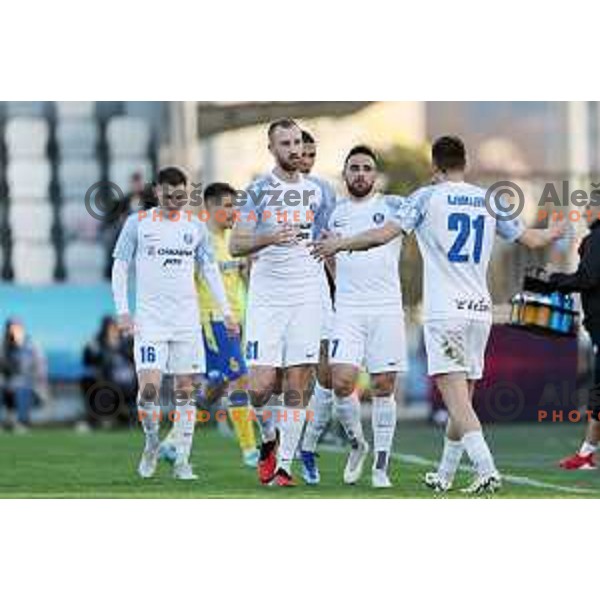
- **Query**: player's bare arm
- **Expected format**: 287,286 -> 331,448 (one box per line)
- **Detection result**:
516,220 -> 566,249
309,222 -> 402,260
229,222 -> 298,257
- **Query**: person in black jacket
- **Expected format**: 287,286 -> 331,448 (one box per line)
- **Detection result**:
548,217 -> 600,469
79,316 -> 137,430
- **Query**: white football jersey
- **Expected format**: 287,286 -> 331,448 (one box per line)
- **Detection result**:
306,174 -> 337,312
113,208 -> 214,340
330,194 -> 404,314
394,181 -> 525,322
239,171 -> 333,307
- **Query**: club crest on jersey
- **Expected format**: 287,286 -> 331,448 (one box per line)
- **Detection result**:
183,232 -> 194,245
373,212 -> 385,225
147,246 -> 156,256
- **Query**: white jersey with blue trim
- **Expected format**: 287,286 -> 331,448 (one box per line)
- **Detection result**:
394,181 -> 525,323
330,193 -> 405,314
240,171 -> 329,307
305,173 -> 337,312
112,208 -> 213,340
305,173 -> 337,238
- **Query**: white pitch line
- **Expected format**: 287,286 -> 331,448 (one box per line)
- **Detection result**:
321,445 -> 593,495
392,451 -> 594,495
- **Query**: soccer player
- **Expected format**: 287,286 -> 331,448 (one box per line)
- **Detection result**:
311,136 -> 564,493
112,166 -> 237,480
196,182 -> 258,468
229,118 -> 330,486
311,145 -> 407,488
297,129 -> 339,485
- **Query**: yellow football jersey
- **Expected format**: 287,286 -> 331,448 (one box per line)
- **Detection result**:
196,228 -> 247,325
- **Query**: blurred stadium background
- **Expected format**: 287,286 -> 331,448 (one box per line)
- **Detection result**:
0,101 -> 594,437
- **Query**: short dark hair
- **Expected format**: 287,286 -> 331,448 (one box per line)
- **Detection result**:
344,145 -> 379,168
268,118 -> 299,140
204,182 -> 237,206
302,130 -> 315,144
431,136 -> 466,171
157,166 -> 188,187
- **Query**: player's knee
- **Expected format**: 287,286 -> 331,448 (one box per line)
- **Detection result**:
333,378 -> 354,398
248,386 -> 272,407
371,375 -> 395,397
140,383 -> 158,404
317,364 -> 332,389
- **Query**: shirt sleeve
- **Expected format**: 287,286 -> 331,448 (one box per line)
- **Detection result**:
390,188 -> 430,233
112,215 -> 138,261
496,215 -> 526,242
549,232 -> 600,292
194,223 -> 216,268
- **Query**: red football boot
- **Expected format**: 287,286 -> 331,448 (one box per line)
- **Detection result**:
271,468 -> 297,487
257,438 -> 278,484
559,452 -> 597,470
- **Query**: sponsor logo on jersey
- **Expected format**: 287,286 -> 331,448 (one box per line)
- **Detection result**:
455,297 -> 491,313
183,232 -> 194,245
157,248 -> 194,257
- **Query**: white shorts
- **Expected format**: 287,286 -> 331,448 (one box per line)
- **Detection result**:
134,336 -> 205,375
320,268 -> 334,340
245,302 -> 322,368
424,319 -> 491,380
330,310 -> 407,374
321,299 -> 334,341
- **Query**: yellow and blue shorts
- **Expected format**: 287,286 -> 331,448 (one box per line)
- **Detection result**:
202,320 -> 248,387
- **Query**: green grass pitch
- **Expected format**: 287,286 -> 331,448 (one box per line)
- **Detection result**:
1,421 -> 599,498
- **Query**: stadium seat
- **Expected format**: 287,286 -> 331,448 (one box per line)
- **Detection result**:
7,160 -> 51,199
60,198 -> 102,241
55,101 -> 96,120
64,241 -> 105,282
5,117 -> 49,157
109,159 -> 152,192
106,116 -> 151,157
9,200 -> 54,242
5,101 -> 48,118
12,241 -> 55,284
58,159 -> 101,199
56,121 -> 98,158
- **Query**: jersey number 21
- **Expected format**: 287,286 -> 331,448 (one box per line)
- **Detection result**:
447,213 -> 485,264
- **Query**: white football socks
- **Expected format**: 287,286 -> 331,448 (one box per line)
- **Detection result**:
437,438 -> 464,483
278,407 -> 307,474
173,397 -> 196,466
336,392 -> 365,449
462,430 -> 497,478
580,441 -> 598,456
138,385 -> 160,450
302,382 -> 333,453
372,396 -> 397,472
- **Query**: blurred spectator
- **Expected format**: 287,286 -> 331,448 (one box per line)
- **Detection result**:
78,316 -> 137,431
0,318 -> 48,433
